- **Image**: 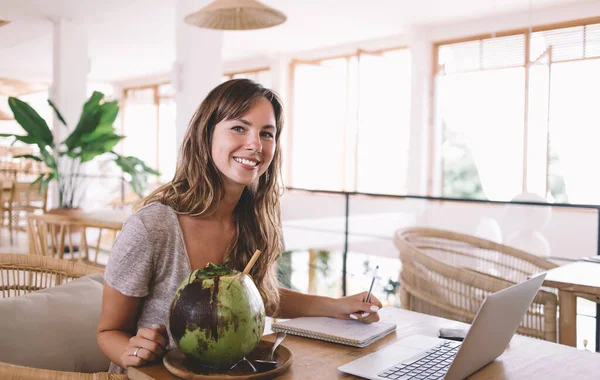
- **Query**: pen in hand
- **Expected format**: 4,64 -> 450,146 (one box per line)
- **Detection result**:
365,265 -> 379,304
350,265 -> 379,320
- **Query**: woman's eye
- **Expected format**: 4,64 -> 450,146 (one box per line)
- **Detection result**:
231,126 -> 245,132
261,131 -> 274,139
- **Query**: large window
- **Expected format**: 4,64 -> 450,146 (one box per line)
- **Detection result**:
290,49 -> 411,194
437,19 -> 600,203
121,83 -> 176,184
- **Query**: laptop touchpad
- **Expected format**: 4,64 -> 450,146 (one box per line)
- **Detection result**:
368,344 -> 422,368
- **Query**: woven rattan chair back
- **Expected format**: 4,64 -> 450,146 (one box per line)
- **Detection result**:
0,254 -> 126,379
27,213 -> 122,266
395,227 -> 559,342
0,254 -> 103,297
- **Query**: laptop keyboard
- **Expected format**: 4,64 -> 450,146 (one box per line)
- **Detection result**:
377,341 -> 462,380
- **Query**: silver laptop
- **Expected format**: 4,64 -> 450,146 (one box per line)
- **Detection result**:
338,273 -> 546,380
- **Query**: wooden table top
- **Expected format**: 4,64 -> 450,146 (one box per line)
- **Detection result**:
128,307 -> 600,380
82,209 -> 129,227
543,261 -> 600,296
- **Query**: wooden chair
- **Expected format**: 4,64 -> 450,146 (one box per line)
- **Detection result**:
395,227 -> 559,342
10,181 -> 48,241
27,213 -> 122,266
0,180 -> 14,244
0,254 -> 127,379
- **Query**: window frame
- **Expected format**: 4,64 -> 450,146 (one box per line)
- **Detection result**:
430,16 -> 600,199
223,67 -> 271,81
121,82 -> 171,183
287,46 -> 410,192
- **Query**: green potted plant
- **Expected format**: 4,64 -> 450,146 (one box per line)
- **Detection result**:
0,91 -> 159,212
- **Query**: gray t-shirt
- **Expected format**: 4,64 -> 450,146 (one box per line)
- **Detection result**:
104,202 -> 192,373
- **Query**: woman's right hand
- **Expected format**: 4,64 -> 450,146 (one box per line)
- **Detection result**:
120,324 -> 169,368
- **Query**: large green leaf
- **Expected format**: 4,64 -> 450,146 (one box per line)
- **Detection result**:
0,133 -> 40,145
98,100 -> 119,126
67,150 -> 80,159
30,174 -> 44,187
139,161 -> 160,176
38,148 -> 57,170
13,135 -> 42,145
114,154 -> 160,197
7,97 -> 53,146
13,154 -> 42,162
82,91 -> 104,114
129,176 -> 145,197
80,149 -> 105,163
80,124 -> 116,144
80,135 -> 124,162
118,155 -> 160,176
87,134 -> 124,150
64,109 -> 101,150
48,99 -> 67,126
40,174 -> 54,195
64,92 -> 104,150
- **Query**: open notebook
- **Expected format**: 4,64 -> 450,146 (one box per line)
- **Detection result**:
271,316 -> 396,348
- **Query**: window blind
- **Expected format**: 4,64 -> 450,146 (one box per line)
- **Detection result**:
530,23 -> 600,62
438,34 -> 525,74
438,22 -> 600,74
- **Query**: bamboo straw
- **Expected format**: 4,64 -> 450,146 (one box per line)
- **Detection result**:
243,250 -> 262,274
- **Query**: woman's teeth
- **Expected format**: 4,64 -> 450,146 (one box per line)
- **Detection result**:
234,157 -> 258,167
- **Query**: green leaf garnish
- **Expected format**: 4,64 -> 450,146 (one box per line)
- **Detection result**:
195,261 -> 237,279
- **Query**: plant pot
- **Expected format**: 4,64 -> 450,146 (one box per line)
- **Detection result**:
46,207 -> 85,219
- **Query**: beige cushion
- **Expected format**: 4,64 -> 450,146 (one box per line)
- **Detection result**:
0,274 -> 110,372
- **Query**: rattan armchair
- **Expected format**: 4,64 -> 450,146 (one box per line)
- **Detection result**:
0,254 -> 126,379
395,227 -> 559,342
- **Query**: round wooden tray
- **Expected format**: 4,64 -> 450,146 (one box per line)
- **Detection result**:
163,340 -> 293,379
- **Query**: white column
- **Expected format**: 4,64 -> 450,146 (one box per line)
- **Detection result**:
406,27 -> 434,196
50,18 -> 89,142
49,18 -> 89,210
174,0 -> 224,153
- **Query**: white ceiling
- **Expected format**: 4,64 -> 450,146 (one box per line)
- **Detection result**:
0,0 -> 593,83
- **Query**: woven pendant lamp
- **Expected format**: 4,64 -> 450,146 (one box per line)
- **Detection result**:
184,0 -> 287,31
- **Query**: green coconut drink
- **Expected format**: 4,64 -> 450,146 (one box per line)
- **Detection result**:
168,261 -> 265,369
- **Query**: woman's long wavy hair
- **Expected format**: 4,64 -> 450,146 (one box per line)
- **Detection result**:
138,79 -> 284,315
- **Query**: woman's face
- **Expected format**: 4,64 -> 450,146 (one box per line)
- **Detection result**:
211,97 -> 277,193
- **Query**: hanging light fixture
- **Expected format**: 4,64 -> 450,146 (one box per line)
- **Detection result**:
184,0 -> 287,31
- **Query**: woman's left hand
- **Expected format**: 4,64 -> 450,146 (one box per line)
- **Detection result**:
329,292 -> 383,324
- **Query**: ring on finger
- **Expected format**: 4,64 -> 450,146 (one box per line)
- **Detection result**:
133,347 -> 141,357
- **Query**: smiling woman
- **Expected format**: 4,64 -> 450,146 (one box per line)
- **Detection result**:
96,79 -> 383,374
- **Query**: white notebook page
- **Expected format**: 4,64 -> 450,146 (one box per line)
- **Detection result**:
273,317 -> 396,343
